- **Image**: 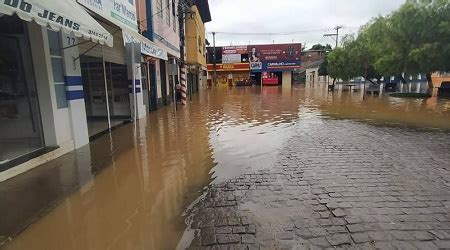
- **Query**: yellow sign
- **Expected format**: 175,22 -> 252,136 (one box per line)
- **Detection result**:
222,64 -> 234,70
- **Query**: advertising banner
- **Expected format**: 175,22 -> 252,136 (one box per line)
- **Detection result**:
222,46 -> 248,54
248,43 -> 302,71
250,61 -> 301,72
77,0 -> 138,31
250,62 -> 262,70
222,46 -> 248,63
122,30 -> 168,60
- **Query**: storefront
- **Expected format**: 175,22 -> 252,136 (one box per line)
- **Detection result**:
77,0 -> 167,137
0,0 -> 113,172
207,63 -> 250,85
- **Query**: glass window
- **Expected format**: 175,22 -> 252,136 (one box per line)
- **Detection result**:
48,30 -> 68,109
48,31 -> 61,57
172,0 -> 177,31
54,83 -> 68,108
166,0 -> 170,26
157,0 -> 163,18
51,57 -> 64,83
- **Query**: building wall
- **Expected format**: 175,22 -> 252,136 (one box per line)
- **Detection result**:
150,0 -> 181,57
136,0 -> 148,33
185,5 -> 207,67
432,72 -> 450,88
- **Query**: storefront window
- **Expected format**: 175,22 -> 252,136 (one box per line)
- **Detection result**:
48,30 -> 68,109
81,56 -> 131,137
0,15 -> 44,168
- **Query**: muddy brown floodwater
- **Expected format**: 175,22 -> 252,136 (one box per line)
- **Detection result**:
2,83 -> 450,250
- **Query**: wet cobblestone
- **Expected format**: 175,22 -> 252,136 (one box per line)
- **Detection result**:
187,119 -> 450,249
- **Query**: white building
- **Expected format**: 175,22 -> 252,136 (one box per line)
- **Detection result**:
0,0 -> 168,180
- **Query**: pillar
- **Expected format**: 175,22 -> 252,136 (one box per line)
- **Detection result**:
127,43 -> 146,119
282,71 -> 292,89
180,63 -> 187,105
61,32 -> 89,148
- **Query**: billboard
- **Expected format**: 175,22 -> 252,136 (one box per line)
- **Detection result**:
248,43 -> 302,71
222,46 -> 248,63
77,0 -> 138,31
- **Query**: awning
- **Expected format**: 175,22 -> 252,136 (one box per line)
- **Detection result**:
0,0 -> 113,47
122,29 -> 168,61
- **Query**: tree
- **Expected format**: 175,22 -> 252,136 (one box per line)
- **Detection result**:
325,0 -> 450,93
310,44 -> 332,51
327,46 -> 357,84
373,0 -> 450,91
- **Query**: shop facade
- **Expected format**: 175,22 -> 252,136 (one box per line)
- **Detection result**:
207,63 -> 250,85
0,0 -> 113,175
138,0 -> 181,108
77,0 -> 168,137
0,0 -> 167,178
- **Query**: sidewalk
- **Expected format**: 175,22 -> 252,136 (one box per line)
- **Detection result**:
0,126 -> 135,247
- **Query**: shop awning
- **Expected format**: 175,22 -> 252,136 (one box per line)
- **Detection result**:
122,29 -> 168,61
0,0 -> 113,47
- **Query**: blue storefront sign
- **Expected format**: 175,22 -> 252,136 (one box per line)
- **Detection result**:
250,61 -> 301,72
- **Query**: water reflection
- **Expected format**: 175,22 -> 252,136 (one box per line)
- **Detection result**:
305,82 -> 450,130
4,102 -> 215,250
3,83 -> 450,250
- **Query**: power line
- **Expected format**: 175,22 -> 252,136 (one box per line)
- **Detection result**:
207,26 -> 358,36
323,25 -> 343,48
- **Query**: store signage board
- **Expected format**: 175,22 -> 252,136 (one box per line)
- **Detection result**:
77,0 -> 138,31
122,30 -> 168,60
0,0 -> 113,46
207,63 -> 250,71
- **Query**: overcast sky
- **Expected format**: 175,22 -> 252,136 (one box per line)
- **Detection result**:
205,0 -> 405,49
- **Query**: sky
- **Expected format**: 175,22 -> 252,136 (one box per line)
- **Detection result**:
205,0 -> 406,49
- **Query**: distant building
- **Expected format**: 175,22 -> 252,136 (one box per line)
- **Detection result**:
184,0 -> 211,93
207,43 -> 302,86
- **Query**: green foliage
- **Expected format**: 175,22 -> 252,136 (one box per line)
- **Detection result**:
310,44 -> 332,51
326,0 -> 450,84
327,46 -> 356,81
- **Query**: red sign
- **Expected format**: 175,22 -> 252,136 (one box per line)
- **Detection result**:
207,63 -> 249,71
222,46 -> 248,55
248,44 -> 302,62
262,72 -> 279,85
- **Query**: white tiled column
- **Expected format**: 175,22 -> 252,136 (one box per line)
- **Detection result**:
60,32 -> 89,148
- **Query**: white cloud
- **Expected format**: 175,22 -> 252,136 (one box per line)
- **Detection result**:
206,0 -> 405,48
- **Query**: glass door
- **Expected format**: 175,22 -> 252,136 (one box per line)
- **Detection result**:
0,16 -> 44,167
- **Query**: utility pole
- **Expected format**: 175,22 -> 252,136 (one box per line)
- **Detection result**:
212,31 -> 217,85
324,25 -> 343,48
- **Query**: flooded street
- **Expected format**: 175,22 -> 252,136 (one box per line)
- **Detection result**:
2,84 -> 450,249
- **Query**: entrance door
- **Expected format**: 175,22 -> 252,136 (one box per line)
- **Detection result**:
148,63 -> 157,111
160,60 -> 168,105
142,62 -> 158,112
0,16 -> 44,168
141,62 -> 150,113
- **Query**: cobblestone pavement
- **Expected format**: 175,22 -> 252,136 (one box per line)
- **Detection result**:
186,118 -> 450,249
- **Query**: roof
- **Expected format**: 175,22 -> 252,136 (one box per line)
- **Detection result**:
194,0 -> 212,23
